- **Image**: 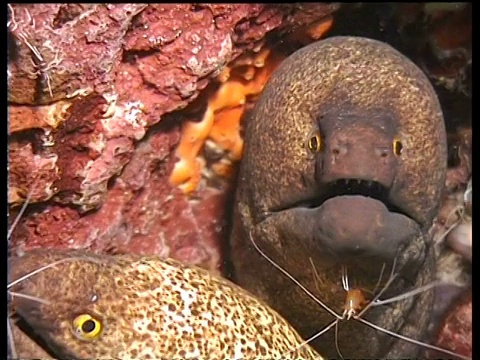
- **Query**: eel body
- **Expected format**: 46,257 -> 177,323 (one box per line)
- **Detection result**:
230,36 -> 447,358
8,250 -> 323,360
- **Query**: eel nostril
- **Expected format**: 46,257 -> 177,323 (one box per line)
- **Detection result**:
332,144 -> 348,156
375,148 -> 390,158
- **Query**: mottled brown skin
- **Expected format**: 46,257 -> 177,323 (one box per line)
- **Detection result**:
230,36 -> 447,358
8,250 -> 323,360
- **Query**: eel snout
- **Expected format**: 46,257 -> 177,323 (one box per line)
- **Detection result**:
288,183 -> 420,261
317,115 -> 398,189
299,109 -> 418,261
259,113 -> 422,258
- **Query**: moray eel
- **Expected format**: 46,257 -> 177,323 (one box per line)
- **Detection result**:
230,36 -> 447,358
8,250 -> 323,360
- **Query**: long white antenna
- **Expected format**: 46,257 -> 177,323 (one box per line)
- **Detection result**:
355,317 -> 471,360
249,230 -> 342,319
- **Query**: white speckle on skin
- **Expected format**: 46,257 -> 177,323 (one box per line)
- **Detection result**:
171,312 -> 185,324
133,319 -> 147,332
185,347 -> 201,359
183,324 -> 194,334
180,288 -> 197,317
234,341 -> 244,359
135,263 -> 152,273
202,312 -> 213,321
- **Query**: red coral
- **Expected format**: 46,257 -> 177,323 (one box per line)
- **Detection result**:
10,124 -> 227,272
8,4 -> 338,272
426,288 -> 472,359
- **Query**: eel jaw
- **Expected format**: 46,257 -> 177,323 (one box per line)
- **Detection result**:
264,177 -> 422,263
308,178 -> 410,219
11,300 -> 81,360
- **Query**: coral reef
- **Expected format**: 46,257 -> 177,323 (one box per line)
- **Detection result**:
168,45 -> 284,193
393,6 -> 472,356
427,288 -> 472,359
8,3 -> 471,358
8,3 -> 339,270
397,3 -> 471,95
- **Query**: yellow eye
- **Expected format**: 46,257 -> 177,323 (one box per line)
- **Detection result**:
307,133 -> 322,153
72,314 -> 103,341
393,138 -> 403,156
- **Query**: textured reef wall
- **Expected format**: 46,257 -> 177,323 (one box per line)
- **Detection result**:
8,3 -> 471,358
8,3 -> 338,273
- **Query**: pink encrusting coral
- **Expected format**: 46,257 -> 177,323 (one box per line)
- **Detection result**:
11,124 -> 228,273
8,3 -> 339,271
427,288 -> 472,359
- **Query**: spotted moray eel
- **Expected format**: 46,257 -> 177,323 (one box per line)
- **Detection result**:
9,249 -> 323,359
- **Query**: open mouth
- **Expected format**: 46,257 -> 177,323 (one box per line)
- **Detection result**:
277,179 -> 407,217
322,179 -> 389,204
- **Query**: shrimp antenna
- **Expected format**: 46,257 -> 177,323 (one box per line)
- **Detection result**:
356,257 -> 397,318
282,319 -> 338,358
249,230 -> 342,319
355,317 -> 471,360
373,280 -> 443,307
7,318 -> 19,360
8,256 -> 104,290
8,177 -> 39,241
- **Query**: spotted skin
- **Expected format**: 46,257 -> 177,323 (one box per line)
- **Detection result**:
9,250 -> 323,360
231,36 -> 447,358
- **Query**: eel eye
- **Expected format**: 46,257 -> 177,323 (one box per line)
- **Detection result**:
72,314 -> 103,341
307,133 -> 323,153
393,138 -> 403,156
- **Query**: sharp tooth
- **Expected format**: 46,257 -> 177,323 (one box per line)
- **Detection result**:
345,179 -> 350,185
357,179 -> 361,184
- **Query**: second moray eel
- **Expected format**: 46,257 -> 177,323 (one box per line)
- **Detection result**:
230,36 -> 447,358
8,250 -> 323,359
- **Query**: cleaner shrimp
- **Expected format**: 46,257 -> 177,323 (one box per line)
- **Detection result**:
248,231 -> 472,360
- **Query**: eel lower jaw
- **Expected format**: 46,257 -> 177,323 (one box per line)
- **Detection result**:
259,179 -> 422,262
12,305 -> 79,360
